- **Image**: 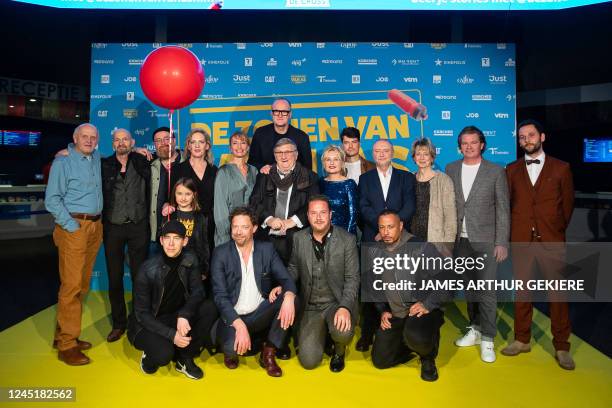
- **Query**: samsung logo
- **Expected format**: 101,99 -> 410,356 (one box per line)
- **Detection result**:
472,94 -> 492,101
435,95 -> 457,100
358,58 -> 378,66
433,130 -> 453,137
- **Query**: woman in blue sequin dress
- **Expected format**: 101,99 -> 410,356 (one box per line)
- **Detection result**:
319,145 -> 358,234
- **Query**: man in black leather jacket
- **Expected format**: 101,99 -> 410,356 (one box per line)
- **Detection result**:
127,220 -> 218,380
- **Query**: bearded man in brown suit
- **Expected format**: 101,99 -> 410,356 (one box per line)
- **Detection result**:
502,119 -> 576,370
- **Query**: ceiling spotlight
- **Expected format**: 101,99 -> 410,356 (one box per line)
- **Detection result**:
29,98 -> 37,102
75,114 -> 80,118
9,105 -> 15,108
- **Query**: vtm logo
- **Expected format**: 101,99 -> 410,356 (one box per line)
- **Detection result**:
494,113 -> 510,119
288,42 -> 303,47
403,77 -> 418,83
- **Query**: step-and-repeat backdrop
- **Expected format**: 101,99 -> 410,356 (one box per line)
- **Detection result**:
89,41 -> 516,289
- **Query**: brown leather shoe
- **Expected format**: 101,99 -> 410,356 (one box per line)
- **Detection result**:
501,340 -> 531,356
58,347 -> 90,366
224,354 -> 239,369
555,350 -> 576,370
258,343 -> 282,377
53,339 -> 92,351
106,328 -> 125,343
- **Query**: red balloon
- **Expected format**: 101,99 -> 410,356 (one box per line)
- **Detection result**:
139,46 -> 205,110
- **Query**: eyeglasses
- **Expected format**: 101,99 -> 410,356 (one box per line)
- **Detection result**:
274,149 -> 297,156
272,110 -> 291,117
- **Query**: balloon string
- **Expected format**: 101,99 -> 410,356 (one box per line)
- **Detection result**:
167,109 -> 174,222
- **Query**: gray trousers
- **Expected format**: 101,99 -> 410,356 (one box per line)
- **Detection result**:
456,238 -> 498,341
298,303 -> 355,369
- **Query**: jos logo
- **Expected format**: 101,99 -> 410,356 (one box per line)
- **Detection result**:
432,75 -> 441,84
441,111 -> 451,120
100,75 -> 110,84
126,92 -> 135,101
124,76 -> 137,82
97,110 -> 108,118
260,43 -> 273,48
481,57 -> 490,67
244,57 -> 253,67
376,76 -> 389,83
466,112 -> 480,118
265,75 -> 276,83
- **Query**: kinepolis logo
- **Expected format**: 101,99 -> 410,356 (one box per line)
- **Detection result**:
206,60 -> 230,65
91,94 -> 112,99
435,95 -> 457,100
291,75 -> 307,84
457,75 -> 475,85
358,58 -> 378,66
317,76 -> 336,83
439,59 -> 466,66
94,59 -> 114,65
489,75 -> 508,84
205,75 -> 219,84
321,59 -> 343,64
472,94 -> 492,101
391,59 -> 420,66
433,130 -> 454,137
341,43 -> 357,49
233,74 -> 250,84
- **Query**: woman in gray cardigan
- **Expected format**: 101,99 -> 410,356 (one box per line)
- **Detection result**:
213,131 -> 258,245
410,138 -> 457,244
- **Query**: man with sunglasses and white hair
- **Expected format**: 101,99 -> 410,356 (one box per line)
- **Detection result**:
248,98 -> 313,173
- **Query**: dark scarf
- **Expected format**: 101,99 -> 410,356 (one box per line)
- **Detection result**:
269,161 -> 304,191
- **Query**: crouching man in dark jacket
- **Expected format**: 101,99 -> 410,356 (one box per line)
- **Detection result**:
127,220 -> 218,380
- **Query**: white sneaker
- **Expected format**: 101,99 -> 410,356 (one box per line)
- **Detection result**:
480,340 -> 496,363
454,326 -> 481,347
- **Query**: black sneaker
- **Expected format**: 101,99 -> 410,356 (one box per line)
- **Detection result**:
420,358 -> 438,382
329,353 -> 345,373
175,357 -> 204,380
140,352 -> 158,375
276,345 -> 291,360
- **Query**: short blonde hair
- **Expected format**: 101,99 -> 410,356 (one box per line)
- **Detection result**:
321,145 -> 347,176
185,128 -> 213,164
411,137 -> 437,160
229,131 -> 250,147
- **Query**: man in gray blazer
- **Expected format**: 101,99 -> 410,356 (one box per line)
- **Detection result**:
288,195 -> 360,372
445,125 -> 510,363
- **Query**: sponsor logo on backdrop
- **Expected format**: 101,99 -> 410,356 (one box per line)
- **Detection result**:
121,43 -> 138,48
291,75 -> 307,84
403,77 -> 418,83
483,130 -> 497,137
351,75 -> 361,84
126,92 -> 135,101
404,43 -> 414,48
441,111 -> 451,120
457,75 -> 475,85
435,59 -> 442,66
233,74 -> 251,84
97,110 -> 108,118
93,59 -> 114,64
465,44 -> 482,48
497,43 -> 507,50
244,57 -> 253,67
431,43 -> 447,50
488,147 -> 510,155
489,75 -> 508,84
236,43 -> 246,49
260,43 -> 273,48
265,76 -> 276,83
206,43 -> 223,49
124,76 -> 137,82
200,94 -> 223,99
267,58 -> 278,67
506,94 -> 516,101
91,94 -> 112,99
376,76 -> 389,83
392,59 -> 420,66
238,93 -> 257,97
433,130 -> 453,137
481,57 -> 490,67
291,58 -> 306,67
123,109 -> 138,119
177,43 -> 193,49
206,60 -> 230,65
100,75 -> 110,84
494,112 -> 510,119
152,43 -> 162,48
133,128 -> 150,137
435,58 -> 466,66
285,0 -> 331,7
432,75 -> 442,84
358,58 -> 378,66
205,75 -> 219,84
321,59 -> 343,64
435,95 -> 457,100
371,43 -> 390,48
472,94 -> 492,101
92,43 -> 107,49
147,110 -> 168,117
288,42 -> 303,47
341,43 -> 357,49
505,58 -> 516,67
128,59 -> 144,66
466,112 -> 480,118
317,75 -> 337,83
316,43 -> 326,48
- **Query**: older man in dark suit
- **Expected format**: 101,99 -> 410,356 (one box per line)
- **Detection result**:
288,195 -> 360,372
211,206 -> 297,377
446,125 -> 510,364
502,119 -> 575,370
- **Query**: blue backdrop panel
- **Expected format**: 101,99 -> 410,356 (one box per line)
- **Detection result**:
89,41 -> 516,290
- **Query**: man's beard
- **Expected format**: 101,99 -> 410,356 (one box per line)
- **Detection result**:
115,146 -> 130,155
522,141 -> 542,155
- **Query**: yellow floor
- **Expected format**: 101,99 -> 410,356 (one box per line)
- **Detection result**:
0,292 -> 610,408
